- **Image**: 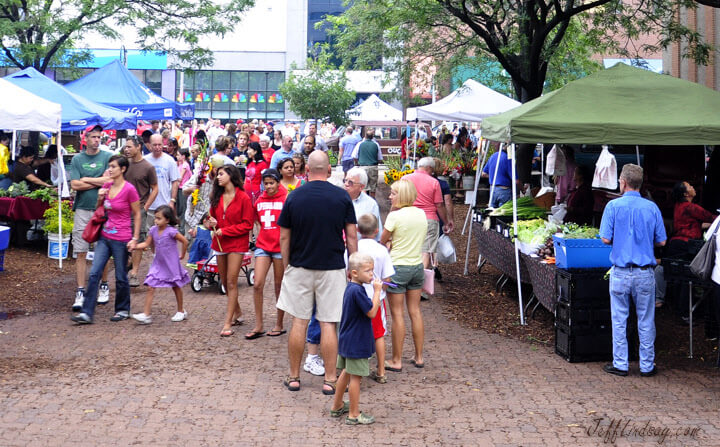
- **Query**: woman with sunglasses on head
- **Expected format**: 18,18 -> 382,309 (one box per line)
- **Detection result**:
207,165 -> 254,337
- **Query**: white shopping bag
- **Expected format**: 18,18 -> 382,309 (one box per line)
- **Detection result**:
592,145 -> 618,190
545,144 -> 566,176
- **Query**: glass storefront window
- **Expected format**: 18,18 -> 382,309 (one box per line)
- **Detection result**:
177,70 -> 284,121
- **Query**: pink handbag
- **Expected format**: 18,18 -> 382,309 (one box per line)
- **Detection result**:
422,268 -> 435,295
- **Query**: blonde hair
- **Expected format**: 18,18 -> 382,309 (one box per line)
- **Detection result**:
391,178 -> 417,208
357,213 -> 378,237
348,252 -> 373,273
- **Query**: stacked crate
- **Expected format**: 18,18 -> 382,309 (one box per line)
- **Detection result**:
554,268 -> 613,362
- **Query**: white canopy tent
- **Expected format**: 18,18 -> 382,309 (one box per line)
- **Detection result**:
406,79 -> 520,122
0,79 -> 67,268
348,94 -> 402,121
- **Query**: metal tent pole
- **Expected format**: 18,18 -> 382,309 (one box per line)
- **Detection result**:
463,139 -> 489,275
510,143 -> 526,325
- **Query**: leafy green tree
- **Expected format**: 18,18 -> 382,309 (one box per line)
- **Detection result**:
0,0 -> 255,73
279,49 -> 356,126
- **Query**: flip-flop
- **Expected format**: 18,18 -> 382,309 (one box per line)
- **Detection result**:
244,331 -> 266,340
411,359 -> 425,368
266,329 -> 287,337
385,365 -> 402,372
232,318 -> 245,326
220,329 -> 234,337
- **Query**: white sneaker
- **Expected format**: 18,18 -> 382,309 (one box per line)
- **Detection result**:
131,313 -> 152,324
303,356 -> 325,376
171,310 -> 188,322
97,283 -> 110,304
72,290 -> 84,311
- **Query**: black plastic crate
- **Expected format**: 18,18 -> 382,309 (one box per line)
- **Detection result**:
555,321 -> 612,363
555,300 -> 611,330
556,268 -> 610,306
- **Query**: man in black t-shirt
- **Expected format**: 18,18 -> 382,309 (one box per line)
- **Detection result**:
276,151 -> 358,394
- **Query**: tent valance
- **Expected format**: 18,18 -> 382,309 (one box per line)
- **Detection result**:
482,63 -> 720,145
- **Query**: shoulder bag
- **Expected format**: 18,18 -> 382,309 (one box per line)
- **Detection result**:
689,222 -> 720,281
81,205 -> 108,243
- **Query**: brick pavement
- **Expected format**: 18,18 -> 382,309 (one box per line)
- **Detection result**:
1,262 -> 719,445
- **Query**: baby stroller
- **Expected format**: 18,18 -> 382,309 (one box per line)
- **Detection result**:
190,251 -> 254,294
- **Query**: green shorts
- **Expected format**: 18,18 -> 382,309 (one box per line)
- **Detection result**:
337,355 -> 370,377
387,264 -> 424,294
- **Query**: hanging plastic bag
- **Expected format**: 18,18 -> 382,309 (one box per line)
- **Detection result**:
437,234 -> 457,264
592,145 -> 618,190
545,144 -> 566,176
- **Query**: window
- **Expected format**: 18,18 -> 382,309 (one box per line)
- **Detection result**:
177,70 -> 285,121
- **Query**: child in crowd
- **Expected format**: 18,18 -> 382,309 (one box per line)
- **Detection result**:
330,252 -> 382,425
131,205 -> 191,324
356,214 -> 395,384
186,213 -> 213,269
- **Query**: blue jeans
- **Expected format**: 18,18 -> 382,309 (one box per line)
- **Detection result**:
609,266 -> 656,373
306,306 -> 321,344
81,236 -> 131,319
490,187 -> 513,208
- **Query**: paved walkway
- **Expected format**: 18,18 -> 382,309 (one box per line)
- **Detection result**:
1,264 -> 718,446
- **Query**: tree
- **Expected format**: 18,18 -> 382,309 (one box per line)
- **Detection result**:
279,49 -> 356,126
325,0 -> 710,180
0,0 -> 255,73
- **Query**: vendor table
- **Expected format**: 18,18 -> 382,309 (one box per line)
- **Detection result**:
0,197 -> 49,221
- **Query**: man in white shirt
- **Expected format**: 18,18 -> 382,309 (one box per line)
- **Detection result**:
270,135 -> 297,169
344,167 -> 382,241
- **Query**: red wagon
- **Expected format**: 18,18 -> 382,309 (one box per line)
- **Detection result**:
190,252 -> 254,294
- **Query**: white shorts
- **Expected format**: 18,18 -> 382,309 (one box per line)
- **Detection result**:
276,266 -> 346,322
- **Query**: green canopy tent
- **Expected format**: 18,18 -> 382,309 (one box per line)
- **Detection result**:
481,63 -> 720,144
472,63 -> 720,325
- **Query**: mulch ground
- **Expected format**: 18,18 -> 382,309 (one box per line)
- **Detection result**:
1,186 -> 718,371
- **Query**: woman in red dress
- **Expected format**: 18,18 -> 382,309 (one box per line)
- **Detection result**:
208,165 -> 254,337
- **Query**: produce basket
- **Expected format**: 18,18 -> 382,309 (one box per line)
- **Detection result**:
553,235 -> 611,269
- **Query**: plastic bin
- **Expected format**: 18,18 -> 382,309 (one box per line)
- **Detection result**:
0,225 -> 9,250
553,235 -> 612,269
0,249 -> 4,272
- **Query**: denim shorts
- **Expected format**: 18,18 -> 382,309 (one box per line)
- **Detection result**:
254,247 -> 282,259
387,264 -> 425,293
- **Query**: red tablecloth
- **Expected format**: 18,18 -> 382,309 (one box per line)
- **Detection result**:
0,197 -> 50,220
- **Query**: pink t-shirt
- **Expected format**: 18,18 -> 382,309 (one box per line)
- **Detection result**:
178,161 -> 191,187
404,170 -> 442,221
101,181 -> 140,242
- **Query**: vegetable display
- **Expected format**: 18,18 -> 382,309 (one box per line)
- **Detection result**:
561,223 -> 601,239
26,187 -> 57,202
489,196 -> 547,220
0,182 -> 30,198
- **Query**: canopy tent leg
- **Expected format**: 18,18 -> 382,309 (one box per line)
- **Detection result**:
463,139 -> 490,276
11,130 -> 16,160
635,145 -> 641,165
56,131 -> 65,269
487,143 -> 504,208
510,143 -> 526,326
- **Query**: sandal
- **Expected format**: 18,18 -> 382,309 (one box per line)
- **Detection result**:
329,400 -> 350,417
220,329 -> 234,337
345,413 -> 375,425
370,372 -> 387,384
232,318 -> 245,326
322,379 -> 337,395
283,376 -> 301,392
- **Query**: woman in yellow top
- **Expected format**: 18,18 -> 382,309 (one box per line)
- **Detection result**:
0,132 -> 10,189
380,179 -> 428,371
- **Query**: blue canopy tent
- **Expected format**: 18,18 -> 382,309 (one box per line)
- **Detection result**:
4,68 -> 137,131
65,60 -> 194,120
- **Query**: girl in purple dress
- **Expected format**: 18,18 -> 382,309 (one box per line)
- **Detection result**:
131,205 -> 190,324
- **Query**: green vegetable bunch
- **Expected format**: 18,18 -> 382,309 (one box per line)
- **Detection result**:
489,196 -> 547,219
42,200 -> 74,236
26,187 -> 57,202
562,223 -> 600,239
0,182 -> 31,198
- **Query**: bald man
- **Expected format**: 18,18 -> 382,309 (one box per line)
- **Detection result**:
276,151 -> 358,394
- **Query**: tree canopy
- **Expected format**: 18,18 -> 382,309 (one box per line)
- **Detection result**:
325,0 -> 711,103
0,0 -> 255,73
279,50 -> 356,126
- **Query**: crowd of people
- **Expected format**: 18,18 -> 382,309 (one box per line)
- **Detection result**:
44,118 -> 455,426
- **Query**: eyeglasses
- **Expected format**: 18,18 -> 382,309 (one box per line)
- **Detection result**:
343,179 -> 355,186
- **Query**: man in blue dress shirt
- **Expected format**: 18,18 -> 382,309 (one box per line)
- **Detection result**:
600,164 -> 666,377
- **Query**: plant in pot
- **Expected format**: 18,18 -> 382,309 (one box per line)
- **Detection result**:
43,200 -> 74,259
